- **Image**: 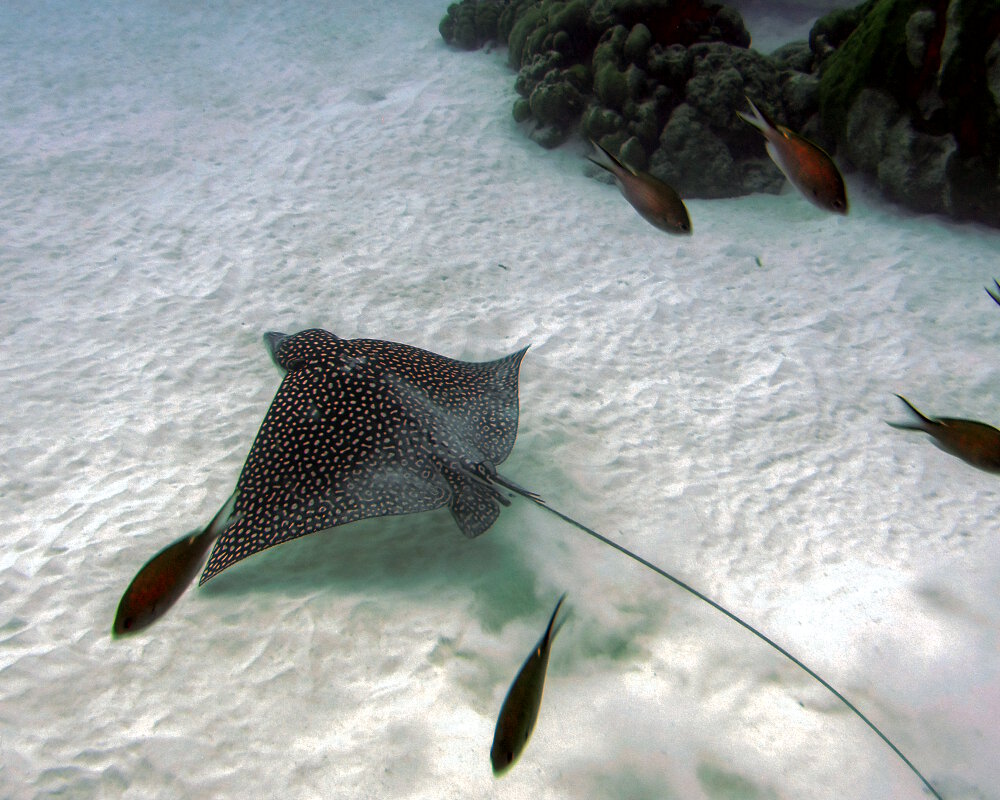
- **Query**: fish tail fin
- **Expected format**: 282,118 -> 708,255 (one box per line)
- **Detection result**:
887,394 -> 934,432
587,139 -> 634,177
737,96 -> 776,137
498,473 -> 944,800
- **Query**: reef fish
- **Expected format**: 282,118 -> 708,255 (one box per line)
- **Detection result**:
588,139 -> 691,234
113,495 -> 236,637
888,394 -> 1000,473
491,593 -> 567,775
737,96 -> 848,214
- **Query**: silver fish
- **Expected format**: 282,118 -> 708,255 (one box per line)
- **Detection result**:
490,593 -> 567,775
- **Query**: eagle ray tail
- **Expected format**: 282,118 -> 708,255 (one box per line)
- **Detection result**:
494,475 -> 943,800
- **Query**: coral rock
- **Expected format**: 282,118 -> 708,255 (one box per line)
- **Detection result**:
818,0 -> 1000,225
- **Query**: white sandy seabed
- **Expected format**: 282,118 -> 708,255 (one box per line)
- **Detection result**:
1,2 -> 999,799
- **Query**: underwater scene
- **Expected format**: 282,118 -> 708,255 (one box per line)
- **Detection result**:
2,0 -> 999,797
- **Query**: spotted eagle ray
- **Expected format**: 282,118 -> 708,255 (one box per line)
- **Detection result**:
114,329 -> 940,799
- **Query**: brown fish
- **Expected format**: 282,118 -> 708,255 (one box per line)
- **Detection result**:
738,97 -> 848,215
490,593 -> 567,776
888,394 -> 1000,473
113,495 -> 236,637
588,140 -> 691,235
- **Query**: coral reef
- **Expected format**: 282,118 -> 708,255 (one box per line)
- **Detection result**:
440,0 -> 1000,224
818,0 -> 1000,224
441,0 -> 821,199
439,0 -> 506,50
